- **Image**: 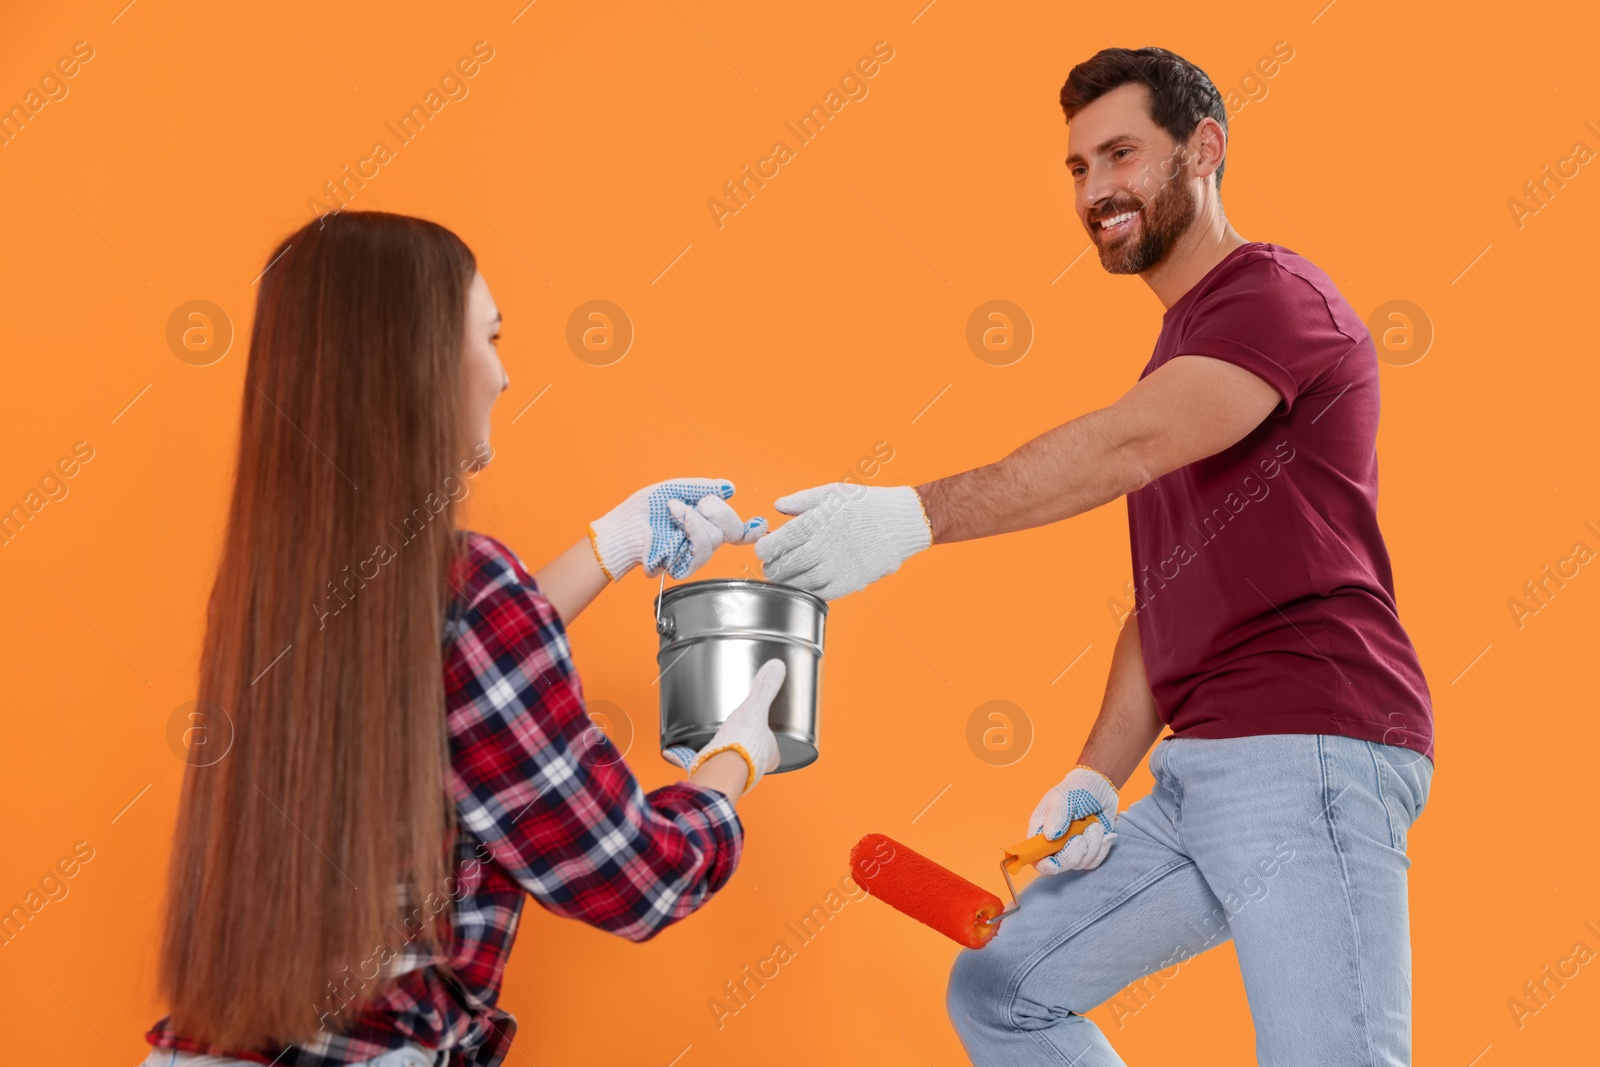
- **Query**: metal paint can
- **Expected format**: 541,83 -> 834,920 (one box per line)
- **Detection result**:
654,578 -> 827,772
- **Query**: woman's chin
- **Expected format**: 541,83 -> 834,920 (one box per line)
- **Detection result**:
464,438 -> 494,474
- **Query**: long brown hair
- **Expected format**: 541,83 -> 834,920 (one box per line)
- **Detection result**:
159,210 -> 477,1048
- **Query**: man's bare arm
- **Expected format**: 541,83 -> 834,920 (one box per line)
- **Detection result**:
1077,616 -> 1164,790
916,355 -> 1281,544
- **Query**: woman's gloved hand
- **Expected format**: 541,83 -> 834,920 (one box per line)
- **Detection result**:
1028,764 -> 1120,874
753,483 -> 933,600
588,478 -> 766,581
663,660 -> 786,797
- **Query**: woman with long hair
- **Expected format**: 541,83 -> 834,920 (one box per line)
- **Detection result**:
141,210 -> 785,1067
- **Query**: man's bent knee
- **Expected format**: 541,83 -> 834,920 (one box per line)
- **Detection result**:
948,942 -> 1014,1035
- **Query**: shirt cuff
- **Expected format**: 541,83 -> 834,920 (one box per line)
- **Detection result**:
1175,339 -> 1300,415
647,780 -> 745,894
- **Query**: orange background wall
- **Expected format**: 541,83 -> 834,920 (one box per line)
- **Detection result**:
1,1 -> 1595,1064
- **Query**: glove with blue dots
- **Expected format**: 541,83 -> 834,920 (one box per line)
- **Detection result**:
662,745 -> 699,770
1028,764 -> 1120,874
588,478 -> 767,581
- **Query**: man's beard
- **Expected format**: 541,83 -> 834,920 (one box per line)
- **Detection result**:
1090,173 -> 1199,275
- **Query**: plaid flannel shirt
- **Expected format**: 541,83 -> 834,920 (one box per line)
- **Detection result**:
147,530 -> 744,1066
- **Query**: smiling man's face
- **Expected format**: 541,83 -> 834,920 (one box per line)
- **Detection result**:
1066,81 -> 1203,275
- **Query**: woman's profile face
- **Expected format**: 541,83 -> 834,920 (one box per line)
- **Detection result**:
462,269 -> 508,472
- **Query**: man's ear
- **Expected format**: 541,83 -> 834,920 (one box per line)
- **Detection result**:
1192,118 -> 1226,183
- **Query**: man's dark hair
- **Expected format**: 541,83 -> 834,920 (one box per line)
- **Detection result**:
1060,47 -> 1228,190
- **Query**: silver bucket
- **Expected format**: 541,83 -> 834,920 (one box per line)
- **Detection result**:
654,579 -> 827,772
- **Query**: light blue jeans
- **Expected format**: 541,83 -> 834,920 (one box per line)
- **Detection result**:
139,1046 -> 443,1067
948,733 -> 1433,1065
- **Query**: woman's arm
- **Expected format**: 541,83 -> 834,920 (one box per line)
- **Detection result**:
530,538 -> 760,804
451,545 -> 746,941
533,537 -> 610,627
689,750 -> 751,803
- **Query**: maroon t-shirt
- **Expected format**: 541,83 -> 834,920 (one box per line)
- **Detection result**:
1126,242 -> 1433,762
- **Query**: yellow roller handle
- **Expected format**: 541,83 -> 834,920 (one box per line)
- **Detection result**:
1000,815 -> 1101,875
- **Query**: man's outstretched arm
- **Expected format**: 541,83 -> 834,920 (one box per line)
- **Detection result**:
755,354 -> 1281,598
917,354 -> 1281,544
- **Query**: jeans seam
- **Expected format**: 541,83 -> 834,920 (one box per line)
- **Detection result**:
1026,1023 -> 1094,1067
1318,735 -> 1380,1067
1001,855 -> 1198,1038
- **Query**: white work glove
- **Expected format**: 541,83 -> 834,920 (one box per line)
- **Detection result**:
663,660 -> 786,797
753,483 -> 932,600
588,478 -> 767,581
1028,765 -> 1120,874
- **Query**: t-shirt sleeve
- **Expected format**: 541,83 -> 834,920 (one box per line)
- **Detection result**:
444,536 -> 744,942
1174,261 -> 1357,416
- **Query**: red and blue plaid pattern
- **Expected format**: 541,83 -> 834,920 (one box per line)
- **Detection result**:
146,531 -> 745,1065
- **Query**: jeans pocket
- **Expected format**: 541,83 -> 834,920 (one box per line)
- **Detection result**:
1368,741 -> 1431,851
1410,752 -> 1434,823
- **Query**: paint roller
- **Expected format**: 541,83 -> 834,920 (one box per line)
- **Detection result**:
848,817 -> 1098,949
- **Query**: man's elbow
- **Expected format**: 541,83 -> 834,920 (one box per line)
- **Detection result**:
1121,456 -> 1157,495
1080,407 -> 1161,497
1120,427 -> 1257,488
1108,433 -> 1161,495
